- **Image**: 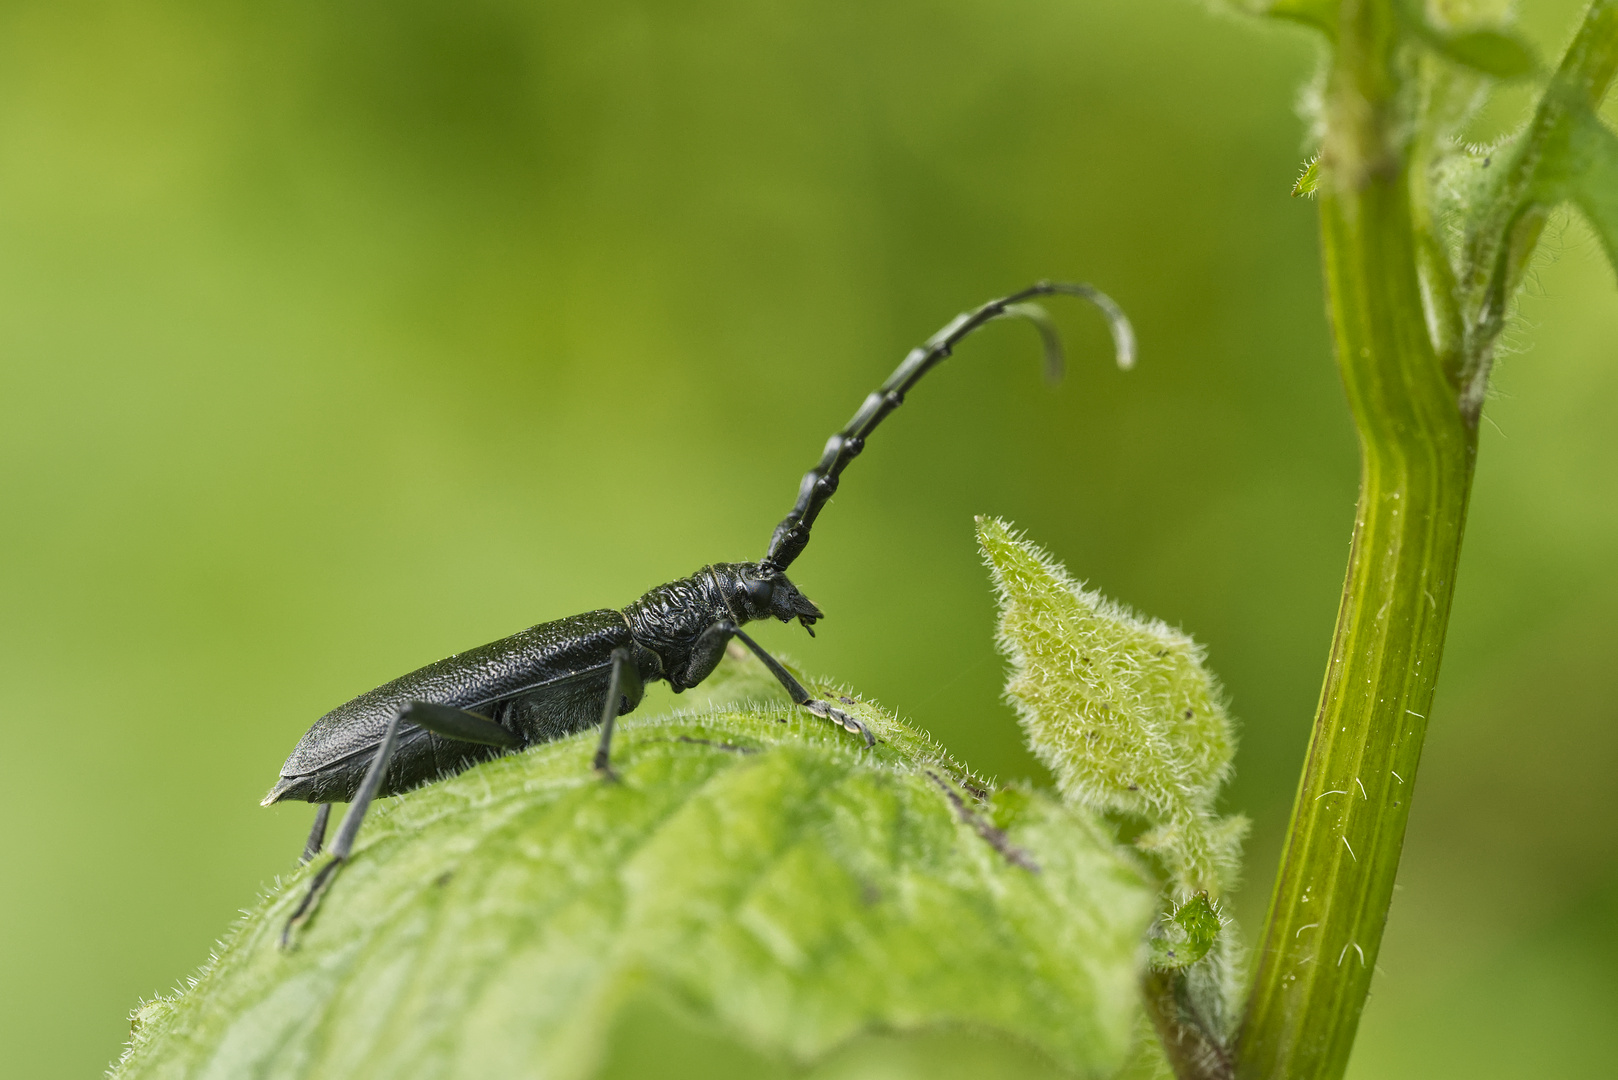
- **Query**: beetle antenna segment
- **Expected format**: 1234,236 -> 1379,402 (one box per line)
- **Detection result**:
760,281 -> 1134,572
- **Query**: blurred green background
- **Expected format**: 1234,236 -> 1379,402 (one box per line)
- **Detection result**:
0,1 -> 1613,1076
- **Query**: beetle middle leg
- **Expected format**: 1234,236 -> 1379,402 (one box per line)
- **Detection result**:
592,647 -> 643,780
300,803 -> 332,864
280,702 -> 523,948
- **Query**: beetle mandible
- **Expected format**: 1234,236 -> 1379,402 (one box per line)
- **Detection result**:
266,281 -> 1134,945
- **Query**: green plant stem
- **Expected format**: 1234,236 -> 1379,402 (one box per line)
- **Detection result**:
1235,3 -> 1479,1078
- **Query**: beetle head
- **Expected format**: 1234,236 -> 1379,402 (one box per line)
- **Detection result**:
729,563 -> 823,634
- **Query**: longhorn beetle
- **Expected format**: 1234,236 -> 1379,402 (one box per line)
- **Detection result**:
266,281 -> 1134,945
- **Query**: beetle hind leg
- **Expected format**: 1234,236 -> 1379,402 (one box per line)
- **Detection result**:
279,703 -> 525,948
280,713 -> 399,947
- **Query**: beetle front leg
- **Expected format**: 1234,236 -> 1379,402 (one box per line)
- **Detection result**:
592,647 -> 642,781
711,621 -> 875,747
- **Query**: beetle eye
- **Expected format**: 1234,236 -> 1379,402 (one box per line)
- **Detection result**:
745,578 -> 775,605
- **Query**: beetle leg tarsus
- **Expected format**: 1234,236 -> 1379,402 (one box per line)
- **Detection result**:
280,856 -> 342,949
803,698 -> 876,746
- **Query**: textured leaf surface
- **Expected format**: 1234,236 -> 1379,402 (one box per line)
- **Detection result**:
114,655 -> 1154,1080
1145,896 -> 1222,972
1291,156 -> 1320,198
1425,27 -> 1537,78
1556,105 -> 1618,274
977,517 -> 1243,898
1258,0 -> 1336,38
977,518 -> 1248,1076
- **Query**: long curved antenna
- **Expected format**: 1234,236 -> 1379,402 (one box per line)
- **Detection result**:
761,281 -> 1135,573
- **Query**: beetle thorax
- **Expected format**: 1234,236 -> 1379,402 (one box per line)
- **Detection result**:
620,562 -> 822,684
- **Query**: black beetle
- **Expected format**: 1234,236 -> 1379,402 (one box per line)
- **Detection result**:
266,281 -> 1133,944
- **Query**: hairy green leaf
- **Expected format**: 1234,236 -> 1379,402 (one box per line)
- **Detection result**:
1392,0 -> 1537,78
113,654 -> 1155,1080
977,516 -> 1245,899
1446,29 -> 1535,76
978,518 -> 1249,1077
1422,27 -> 1537,78
1146,895 -> 1222,972
1291,155 -> 1320,198
1259,0 -> 1336,38
1448,1 -> 1618,411
1544,103 -> 1618,274
1143,892 -> 1244,1065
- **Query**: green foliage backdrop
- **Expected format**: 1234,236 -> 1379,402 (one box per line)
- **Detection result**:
0,1 -> 1612,1076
